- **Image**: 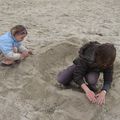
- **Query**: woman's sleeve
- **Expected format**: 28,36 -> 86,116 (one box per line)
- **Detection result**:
102,65 -> 113,92
73,59 -> 88,86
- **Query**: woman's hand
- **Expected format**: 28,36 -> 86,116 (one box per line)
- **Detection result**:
86,89 -> 96,103
96,90 -> 106,105
81,83 -> 96,103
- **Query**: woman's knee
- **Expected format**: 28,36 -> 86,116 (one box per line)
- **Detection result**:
57,65 -> 76,85
85,72 -> 100,85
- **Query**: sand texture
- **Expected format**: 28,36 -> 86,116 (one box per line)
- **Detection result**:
0,0 -> 120,120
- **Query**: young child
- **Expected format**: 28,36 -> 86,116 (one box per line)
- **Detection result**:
0,25 -> 32,66
57,41 -> 116,105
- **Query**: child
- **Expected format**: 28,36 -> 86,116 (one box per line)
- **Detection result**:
57,41 -> 116,105
0,25 -> 32,66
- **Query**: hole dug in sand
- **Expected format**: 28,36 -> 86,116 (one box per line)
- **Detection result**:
36,41 -> 79,84
20,41 -> 79,99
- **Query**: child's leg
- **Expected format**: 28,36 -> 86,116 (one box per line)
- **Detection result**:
2,58 -> 14,65
2,52 -> 21,65
57,64 -> 76,85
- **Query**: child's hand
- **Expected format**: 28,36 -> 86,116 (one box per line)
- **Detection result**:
20,51 -> 29,59
13,47 -> 18,53
28,50 -> 33,55
23,51 -> 29,57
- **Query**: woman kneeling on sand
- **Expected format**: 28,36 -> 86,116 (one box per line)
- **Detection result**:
57,41 -> 116,105
0,25 -> 32,66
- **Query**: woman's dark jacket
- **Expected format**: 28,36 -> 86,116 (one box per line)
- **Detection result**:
73,41 -> 113,92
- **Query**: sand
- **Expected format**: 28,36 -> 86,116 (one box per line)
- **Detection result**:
0,0 -> 120,120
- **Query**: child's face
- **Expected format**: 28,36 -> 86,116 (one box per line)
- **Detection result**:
15,34 -> 27,42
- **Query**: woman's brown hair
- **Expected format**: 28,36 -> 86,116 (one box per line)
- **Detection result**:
10,25 -> 27,36
95,43 -> 116,68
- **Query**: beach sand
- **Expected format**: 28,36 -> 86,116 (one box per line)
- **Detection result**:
0,0 -> 120,120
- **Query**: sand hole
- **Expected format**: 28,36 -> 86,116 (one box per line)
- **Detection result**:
20,42 -> 80,100
36,42 -> 79,84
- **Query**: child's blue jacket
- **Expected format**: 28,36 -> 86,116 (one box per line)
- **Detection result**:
0,32 -> 21,55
